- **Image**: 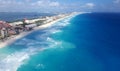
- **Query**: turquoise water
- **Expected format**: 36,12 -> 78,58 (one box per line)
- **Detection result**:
0,13 -> 120,71
0,15 -> 76,71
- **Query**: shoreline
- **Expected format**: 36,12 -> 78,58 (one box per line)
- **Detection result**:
0,13 -> 78,48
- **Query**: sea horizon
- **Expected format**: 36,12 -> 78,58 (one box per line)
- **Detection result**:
0,12 -> 57,22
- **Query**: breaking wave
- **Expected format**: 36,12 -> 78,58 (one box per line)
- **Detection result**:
0,15 -> 75,71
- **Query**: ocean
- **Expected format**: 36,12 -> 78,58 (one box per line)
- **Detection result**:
0,12 -> 55,22
0,13 -> 120,71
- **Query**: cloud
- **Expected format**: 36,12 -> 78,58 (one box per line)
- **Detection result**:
0,0 -> 96,12
49,2 -> 60,7
84,3 -> 95,8
25,0 -> 31,2
32,0 -> 60,7
79,3 -> 95,9
113,0 -> 120,3
32,1 -> 44,6
0,0 -> 61,12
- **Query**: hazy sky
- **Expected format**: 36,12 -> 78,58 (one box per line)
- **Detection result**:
0,0 -> 120,13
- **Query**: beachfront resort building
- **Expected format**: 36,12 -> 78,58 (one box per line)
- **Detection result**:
0,21 -> 12,40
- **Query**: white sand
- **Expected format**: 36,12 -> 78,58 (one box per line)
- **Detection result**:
0,14 -> 73,48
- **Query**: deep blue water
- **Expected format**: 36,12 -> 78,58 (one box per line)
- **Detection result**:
0,12 -> 55,22
0,13 -> 120,71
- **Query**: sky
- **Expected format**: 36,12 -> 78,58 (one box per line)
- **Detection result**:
0,0 -> 120,13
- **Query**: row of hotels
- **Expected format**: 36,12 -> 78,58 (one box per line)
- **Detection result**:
0,14 -> 69,41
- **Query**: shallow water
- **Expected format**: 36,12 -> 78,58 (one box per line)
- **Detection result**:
0,13 -> 120,71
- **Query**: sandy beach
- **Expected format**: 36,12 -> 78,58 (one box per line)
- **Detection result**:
0,13 -> 75,48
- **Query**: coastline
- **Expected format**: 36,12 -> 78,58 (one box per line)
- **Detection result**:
0,13 -> 78,48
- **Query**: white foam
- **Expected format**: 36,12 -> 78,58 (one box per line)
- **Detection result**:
0,48 -> 42,71
0,14 -> 79,71
55,17 -> 72,27
0,36 -> 76,71
0,51 -> 30,71
52,30 -> 62,34
35,64 -> 45,69
0,36 -> 62,71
